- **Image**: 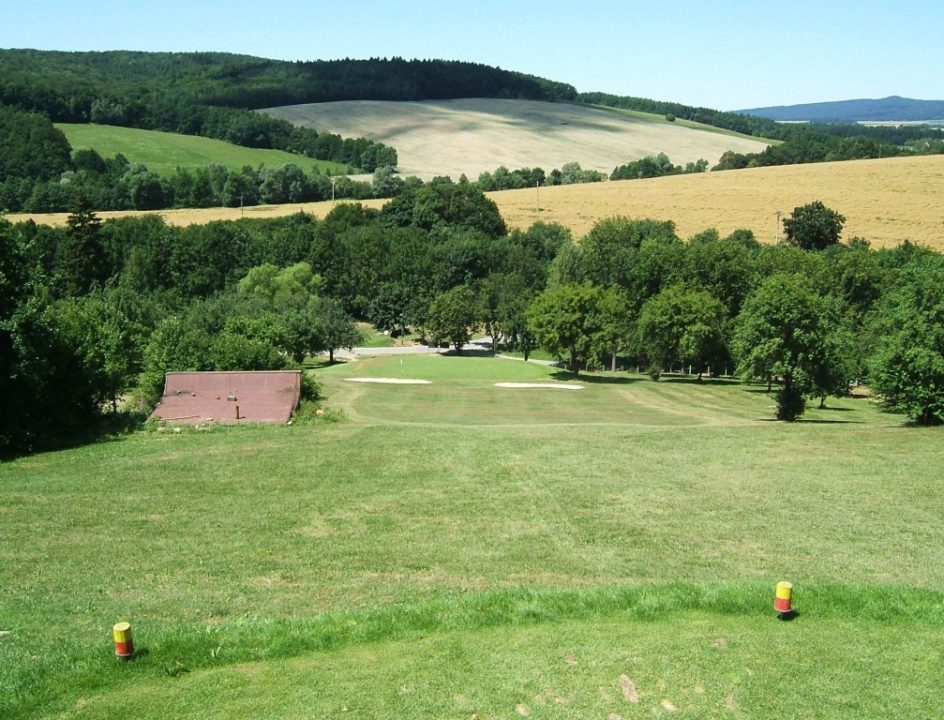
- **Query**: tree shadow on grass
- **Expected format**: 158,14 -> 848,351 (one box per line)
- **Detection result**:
659,376 -> 741,387
756,417 -> 861,425
304,358 -> 348,370
2,410 -> 150,461
797,418 -> 862,424
442,348 -> 493,357
549,370 -> 639,385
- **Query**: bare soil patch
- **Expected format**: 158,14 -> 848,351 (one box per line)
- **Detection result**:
618,675 -> 640,703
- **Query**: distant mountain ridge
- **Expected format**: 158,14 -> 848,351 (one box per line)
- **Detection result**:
738,96 -> 944,123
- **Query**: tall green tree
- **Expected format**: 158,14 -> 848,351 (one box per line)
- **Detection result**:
315,297 -> 362,363
783,201 -> 846,251
733,274 -> 851,420
59,193 -> 108,296
869,258 -> 944,424
426,286 -> 478,353
53,292 -> 145,411
527,283 -> 627,375
638,285 -> 728,380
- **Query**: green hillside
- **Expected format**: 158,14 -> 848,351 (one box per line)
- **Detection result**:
57,123 -> 349,177
2,354 -> 942,718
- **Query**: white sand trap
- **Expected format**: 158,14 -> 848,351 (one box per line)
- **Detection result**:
346,377 -> 431,384
495,382 -> 584,390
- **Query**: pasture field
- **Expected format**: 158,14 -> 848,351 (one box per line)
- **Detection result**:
56,123 -> 348,177
2,355 -> 942,718
262,99 -> 770,179
11,155 -> 944,250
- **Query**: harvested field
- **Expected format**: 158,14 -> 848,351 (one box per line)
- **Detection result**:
262,99 -> 770,179
10,155 -> 943,249
7,199 -> 386,228
493,154 -> 944,247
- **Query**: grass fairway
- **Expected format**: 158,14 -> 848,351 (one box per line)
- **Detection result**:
2,355 -> 942,718
56,123 -> 348,177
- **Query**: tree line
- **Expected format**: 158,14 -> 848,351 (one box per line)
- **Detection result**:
0,104 -> 396,212
0,100 -> 625,213
0,51 -> 569,176
3,182 -> 943,457
0,52 -> 577,123
583,92 -> 944,169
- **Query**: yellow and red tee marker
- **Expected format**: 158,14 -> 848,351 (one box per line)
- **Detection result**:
774,581 -> 793,616
113,621 -> 134,659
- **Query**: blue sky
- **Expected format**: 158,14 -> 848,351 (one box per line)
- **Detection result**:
3,0 -> 942,110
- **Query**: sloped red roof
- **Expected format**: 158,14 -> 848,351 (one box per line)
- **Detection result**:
150,371 -> 301,425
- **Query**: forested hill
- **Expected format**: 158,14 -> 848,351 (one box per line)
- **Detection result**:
738,96 -> 944,123
0,50 -> 577,122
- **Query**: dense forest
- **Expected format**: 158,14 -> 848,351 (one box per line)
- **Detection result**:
0,52 -> 414,188
4,178 -> 943,456
0,51 -> 577,121
0,52 -> 573,212
0,100 -> 609,212
3,51 -> 943,214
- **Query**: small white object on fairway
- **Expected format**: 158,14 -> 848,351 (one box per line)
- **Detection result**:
494,382 -> 584,390
346,377 -> 432,384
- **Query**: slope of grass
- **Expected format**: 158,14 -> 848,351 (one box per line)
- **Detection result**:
2,355 -> 941,718
56,123 -> 348,177
31,587 -> 944,719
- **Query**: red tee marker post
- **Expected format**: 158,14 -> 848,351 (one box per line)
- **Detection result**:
113,621 -> 134,659
774,581 -> 794,619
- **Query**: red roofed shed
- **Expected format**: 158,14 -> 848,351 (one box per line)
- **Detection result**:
150,371 -> 302,425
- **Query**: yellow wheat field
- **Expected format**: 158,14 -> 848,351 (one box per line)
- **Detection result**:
9,155 -> 943,249
493,154 -> 944,248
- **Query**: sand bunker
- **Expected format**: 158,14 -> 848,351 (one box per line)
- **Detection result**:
346,377 -> 432,384
494,382 -> 584,390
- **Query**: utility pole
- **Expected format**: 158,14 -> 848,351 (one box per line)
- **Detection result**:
535,180 -> 541,212
331,177 -> 337,202
775,210 -> 782,242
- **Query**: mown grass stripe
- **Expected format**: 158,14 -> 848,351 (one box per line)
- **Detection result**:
3,581 -> 941,718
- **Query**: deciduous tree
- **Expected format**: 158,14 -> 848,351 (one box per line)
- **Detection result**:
638,285 -> 728,380
783,201 -> 846,251
869,258 -> 944,424
527,283 -> 628,375
733,274 -> 851,420
426,286 -> 478,353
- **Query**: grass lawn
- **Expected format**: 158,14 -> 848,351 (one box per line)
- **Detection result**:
2,355 -> 941,718
56,124 -> 349,177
